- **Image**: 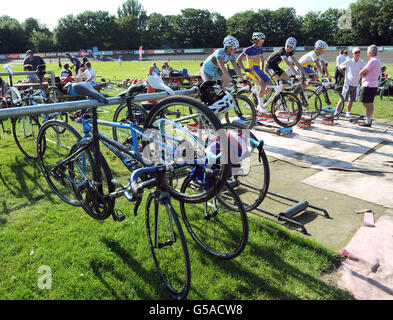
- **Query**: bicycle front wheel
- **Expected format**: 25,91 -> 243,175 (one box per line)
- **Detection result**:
271,92 -> 302,127
37,120 -> 91,206
12,116 -> 41,159
224,94 -> 256,129
145,191 -> 191,300
180,178 -> 249,259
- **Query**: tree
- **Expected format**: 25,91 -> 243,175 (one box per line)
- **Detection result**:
144,13 -> 175,48
117,0 -> 147,30
0,19 -> 28,53
227,11 -> 259,47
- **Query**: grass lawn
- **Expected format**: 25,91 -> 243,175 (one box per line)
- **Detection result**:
0,59 -> 376,300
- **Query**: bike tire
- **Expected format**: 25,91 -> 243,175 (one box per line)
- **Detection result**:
12,115 -> 41,159
112,102 -> 148,144
224,94 -> 256,129
180,178 -> 249,259
221,122 -> 270,211
271,92 -> 302,127
143,95 -> 230,204
37,120 -> 91,206
318,88 -> 345,118
145,191 -> 191,300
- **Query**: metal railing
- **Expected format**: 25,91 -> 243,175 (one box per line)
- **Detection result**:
0,70 -> 56,87
0,87 -> 198,120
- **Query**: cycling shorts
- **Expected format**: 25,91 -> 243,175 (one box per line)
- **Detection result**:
247,66 -> 270,82
265,66 -> 284,79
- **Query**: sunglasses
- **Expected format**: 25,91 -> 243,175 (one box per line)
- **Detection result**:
354,51 -> 360,54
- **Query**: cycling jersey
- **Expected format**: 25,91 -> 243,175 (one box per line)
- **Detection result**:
202,48 -> 236,79
298,50 -> 324,68
266,47 -> 294,70
241,45 -> 270,82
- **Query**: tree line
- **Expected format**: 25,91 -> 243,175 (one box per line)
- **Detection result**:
0,0 -> 392,54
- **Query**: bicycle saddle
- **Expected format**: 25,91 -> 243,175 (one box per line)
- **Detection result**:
118,83 -> 146,97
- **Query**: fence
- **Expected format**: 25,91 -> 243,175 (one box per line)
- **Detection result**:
0,87 -> 198,121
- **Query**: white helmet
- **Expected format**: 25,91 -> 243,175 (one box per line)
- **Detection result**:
223,36 -> 239,49
285,37 -> 297,48
208,91 -> 235,116
252,32 -> 265,41
315,40 -> 328,49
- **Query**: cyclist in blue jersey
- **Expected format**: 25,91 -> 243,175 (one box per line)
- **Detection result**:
201,36 -> 245,88
237,32 -> 273,113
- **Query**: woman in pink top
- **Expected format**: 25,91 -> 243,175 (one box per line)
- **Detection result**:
358,45 -> 382,127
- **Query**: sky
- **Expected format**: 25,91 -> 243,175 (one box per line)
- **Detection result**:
2,0 -> 356,30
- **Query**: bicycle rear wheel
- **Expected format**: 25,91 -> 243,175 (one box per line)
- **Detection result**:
271,92 -> 302,127
145,191 -> 191,300
221,122 -> 270,211
224,94 -> 256,129
12,116 -> 41,159
112,102 -> 148,144
143,95 -> 230,204
318,88 -> 345,118
180,178 -> 249,259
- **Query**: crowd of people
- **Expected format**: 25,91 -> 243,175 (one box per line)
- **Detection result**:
200,34 -> 387,127
0,44 -> 390,127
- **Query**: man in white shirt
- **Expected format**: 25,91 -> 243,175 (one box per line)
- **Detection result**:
334,47 -> 365,118
79,62 -> 97,87
335,50 -> 349,86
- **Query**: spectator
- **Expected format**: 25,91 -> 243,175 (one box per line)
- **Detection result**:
22,64 -> 40,83
0,77 -> 9,108
58,57 -> 62,69
161,64 -> 171,77
379,66 -> 389,83
60,63 -> 73,78
82,56 -> 89,65
150,62 -> 161,76
118,55 -> 122,67
78,62 -> 97,87
334,47 -> 365,118
65,52 -> 81,75
335,50 -> 349,86
358,44 -> 382,127
23,50 -> 46,71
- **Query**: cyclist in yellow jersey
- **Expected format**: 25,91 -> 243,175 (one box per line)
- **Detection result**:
298,40 -> 332,82
237,32 -> 273,113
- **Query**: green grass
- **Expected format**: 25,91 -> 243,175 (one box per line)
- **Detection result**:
0,60 -> 355,300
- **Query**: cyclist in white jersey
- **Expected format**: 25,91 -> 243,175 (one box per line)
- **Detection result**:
298,40 -> 332,82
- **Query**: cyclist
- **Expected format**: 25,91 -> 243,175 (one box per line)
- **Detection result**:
237,32 -> 273,113
201,35 -> 245,88
297,40 -> 331,82
265,37 -> 307,89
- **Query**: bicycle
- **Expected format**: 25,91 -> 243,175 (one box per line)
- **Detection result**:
238,79 -> 302,127
306,78 -> 345,119
36,89 -> 245,299
196,79 -> 257,129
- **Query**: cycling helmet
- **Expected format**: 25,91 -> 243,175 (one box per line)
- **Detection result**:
252,32 -> 265,41
208,92 -> 235,116
315,40 -> 328,49
223,36 -> 239,49
285,37 -> 297,48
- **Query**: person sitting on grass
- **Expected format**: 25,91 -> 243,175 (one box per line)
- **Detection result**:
22,64 -> 40,83
60,63 -> 73,81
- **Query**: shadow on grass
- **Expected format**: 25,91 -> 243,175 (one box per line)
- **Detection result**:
0,156 -> 57,225
191,224 -> 352,300
90,237 -> 170,300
